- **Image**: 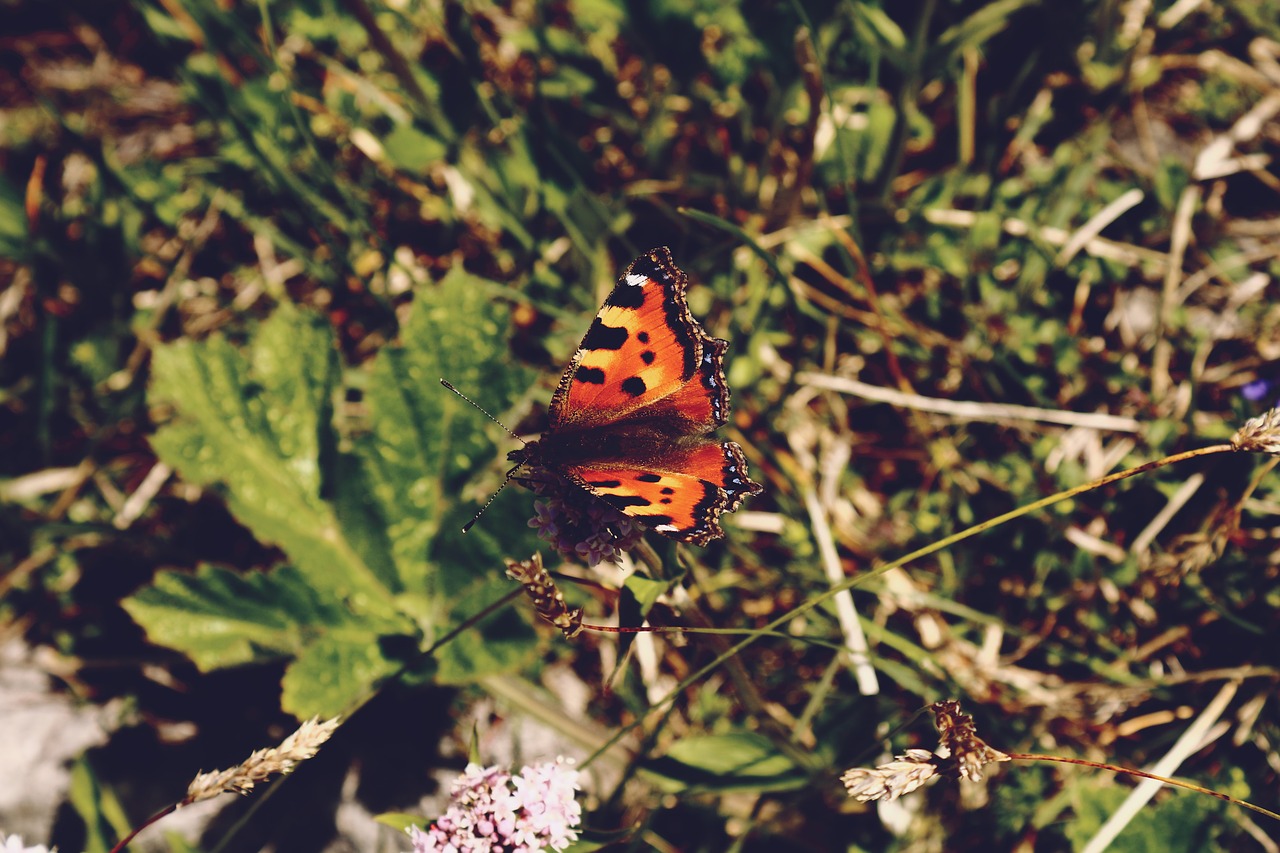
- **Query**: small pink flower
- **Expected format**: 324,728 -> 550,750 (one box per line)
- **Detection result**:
408,758 -> 582,853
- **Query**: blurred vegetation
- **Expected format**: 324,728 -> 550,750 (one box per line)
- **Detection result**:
2,0 -> 1280,850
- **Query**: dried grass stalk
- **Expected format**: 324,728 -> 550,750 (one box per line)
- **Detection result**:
184,716 -> 341,804
1231,408 -> 1280,456
506,553 -> 584,639
841,748 -> 941,802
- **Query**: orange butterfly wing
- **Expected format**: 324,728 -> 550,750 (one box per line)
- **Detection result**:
516,247 -> 761,546
558,442 -> 759,546
547,249 -> 725,431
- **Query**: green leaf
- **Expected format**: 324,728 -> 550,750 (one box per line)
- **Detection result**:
847,2 -> 908,67
375,812 -> 424,833
148,305 -> 396,610
928,0 -> 1039,71
382,123 -> 449,173
280,631 -> 406,718
623,575 -> 670,615
645,732 -> 805,793
122,564 -> 412,672
434,584 -> 538,685
564,831 -> 625,852
67,758 -> 133,853
1064,778 -> 1223,852
354,267 -> 532,593
0,175 -> 29,260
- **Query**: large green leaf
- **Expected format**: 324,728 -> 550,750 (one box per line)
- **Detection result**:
138,281 -> 542,713
122,563 -> 412,671
149,305 -> 396,612
280,632 -> 407,718
355,266 -> 533,593
124,563 -> 414,717
645,732 -> 806,793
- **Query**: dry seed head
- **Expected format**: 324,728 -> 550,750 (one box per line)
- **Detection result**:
931,700 -> 1009,782
506,553 -> 584,639
1231,408 -> 1280,456
184,716 -> 341,804
841,701 -> 1010,802
841,749 -> 940,802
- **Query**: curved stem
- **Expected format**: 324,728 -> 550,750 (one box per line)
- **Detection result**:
1007,753 -> 1280,823
582,443 -> 1237,766
109,803 -> 177,853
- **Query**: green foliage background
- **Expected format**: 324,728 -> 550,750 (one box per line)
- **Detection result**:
2,0 -> 1279,850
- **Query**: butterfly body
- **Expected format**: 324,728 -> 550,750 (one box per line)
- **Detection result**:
514,248 -> 761,547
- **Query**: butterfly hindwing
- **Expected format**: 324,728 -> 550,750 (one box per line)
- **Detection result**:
561,441 -> 759,546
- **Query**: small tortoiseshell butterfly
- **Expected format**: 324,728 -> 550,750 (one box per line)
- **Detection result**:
509,247 -> 762,547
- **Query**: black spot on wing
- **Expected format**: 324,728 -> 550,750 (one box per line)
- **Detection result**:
621,376 -> 647,397
586,479 -> 622,488
638,331 -> 650,344
660,486 -> 675,494
636,473 -> 662,483
603,494 -> 652,509
575,365 -> 605,384
605,283 -> 646,309
641,350 -> 655,364
582,319 -> 628,350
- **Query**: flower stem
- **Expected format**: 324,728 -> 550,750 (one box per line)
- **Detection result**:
586,443 -> 1237,766
1006,753 -> 1280,823
109,803 -> 177,853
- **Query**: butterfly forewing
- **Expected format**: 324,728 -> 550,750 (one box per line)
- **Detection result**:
521,247 -> 761,545
549,250 -> 706,430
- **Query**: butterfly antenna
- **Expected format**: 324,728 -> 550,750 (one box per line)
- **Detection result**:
460,463 -> 523,534
440,379 -> 524,443
442,379 -> 532,534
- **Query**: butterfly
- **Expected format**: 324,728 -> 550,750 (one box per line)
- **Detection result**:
509,247 -> 762,547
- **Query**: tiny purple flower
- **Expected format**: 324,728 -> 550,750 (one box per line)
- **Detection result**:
523,476 -> 642,566
1242,378 -> 1272,402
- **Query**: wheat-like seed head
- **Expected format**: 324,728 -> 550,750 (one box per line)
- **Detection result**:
841,749 -> 941,802
1231,408 -> 1280,456
184,716 -> 341,804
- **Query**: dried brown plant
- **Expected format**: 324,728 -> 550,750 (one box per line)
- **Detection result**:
506,553 -> 584,639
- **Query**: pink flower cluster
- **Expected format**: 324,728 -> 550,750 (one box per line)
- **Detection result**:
407,758 -> 582,853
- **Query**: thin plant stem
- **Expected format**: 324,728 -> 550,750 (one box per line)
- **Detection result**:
1006,753 -> 1280,824
582,443 -> 1238,767
109,804 -> 176,853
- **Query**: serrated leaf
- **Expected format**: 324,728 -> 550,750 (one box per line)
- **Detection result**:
122,563 -> 412,671
646,732 -> 804,793
149,305 -> 396,611
280,631 -> 406,718
355,267 -> 532,592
